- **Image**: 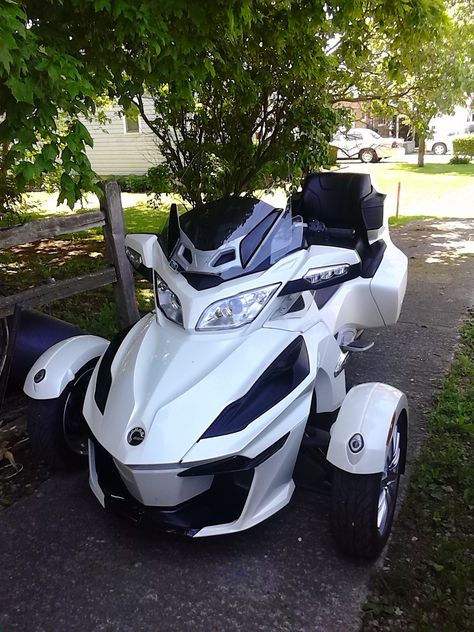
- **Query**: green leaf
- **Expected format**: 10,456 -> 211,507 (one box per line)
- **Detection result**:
0,41 -> 14,72
17,161 -> 35,182
6,77 -> 34,104
94,0 -> 111,10
41,143 -> 58,163
203,57 -> 215,77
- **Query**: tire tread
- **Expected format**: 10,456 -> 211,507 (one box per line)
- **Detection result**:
331,469 -> 387,560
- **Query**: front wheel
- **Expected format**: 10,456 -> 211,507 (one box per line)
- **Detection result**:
432,142 -> 447,155
359,148 -> 377,163
27,358 -> 98,470
330,417 -> 405,559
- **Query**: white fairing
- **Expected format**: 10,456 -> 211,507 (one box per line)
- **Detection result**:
370,233 -> 408,325
327,383 -> 408,474
24,335 -> 109,399
30,178 -> 408,537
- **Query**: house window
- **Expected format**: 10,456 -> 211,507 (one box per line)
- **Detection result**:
124,116 -> 140,134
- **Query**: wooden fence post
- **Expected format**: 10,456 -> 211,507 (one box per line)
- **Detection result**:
100,181 -> 140,329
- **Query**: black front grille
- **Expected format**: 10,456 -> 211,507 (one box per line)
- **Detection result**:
91,438 -> 254,534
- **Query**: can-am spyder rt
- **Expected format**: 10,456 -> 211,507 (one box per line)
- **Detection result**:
25,172 -> 408,560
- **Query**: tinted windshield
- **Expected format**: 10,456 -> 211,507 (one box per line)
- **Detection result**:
167,197 -> 303,287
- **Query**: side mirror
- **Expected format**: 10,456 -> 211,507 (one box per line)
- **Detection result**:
125,233 -> 157,282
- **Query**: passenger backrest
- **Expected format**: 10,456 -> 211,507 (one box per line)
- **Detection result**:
300,172 -> 386,239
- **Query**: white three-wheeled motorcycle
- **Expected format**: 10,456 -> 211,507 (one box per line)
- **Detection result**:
25,172 -> 408,559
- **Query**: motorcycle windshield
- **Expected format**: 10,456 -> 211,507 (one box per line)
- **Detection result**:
166,197 -> 303,285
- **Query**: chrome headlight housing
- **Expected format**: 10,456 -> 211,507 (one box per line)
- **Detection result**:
196,284 -> 279,331
154,273 -> 183,325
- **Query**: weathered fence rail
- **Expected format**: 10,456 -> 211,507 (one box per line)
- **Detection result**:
0,181 -> 139,328
0,209 -> 105,249
0,269 -> 117,320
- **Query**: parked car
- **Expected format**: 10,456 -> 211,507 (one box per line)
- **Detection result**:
330,128 -> 404,163
425,133 -> 456,155
425,130 -> 474,155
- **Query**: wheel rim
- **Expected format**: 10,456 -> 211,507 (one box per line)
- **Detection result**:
433,144 -> 445,155
361,150 -> 374,163
62,369 -> 93,456
377,425 -> 401,535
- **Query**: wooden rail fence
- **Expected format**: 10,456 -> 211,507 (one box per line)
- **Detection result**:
0,181 -> 139,328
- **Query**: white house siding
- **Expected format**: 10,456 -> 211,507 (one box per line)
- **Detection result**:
83,100 -> 161,175
430,106 -> 473,136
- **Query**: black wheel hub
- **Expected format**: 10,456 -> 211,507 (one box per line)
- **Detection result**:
62,369 -> 93,456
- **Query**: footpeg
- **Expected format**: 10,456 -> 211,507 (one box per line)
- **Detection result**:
340,339 -> 374,353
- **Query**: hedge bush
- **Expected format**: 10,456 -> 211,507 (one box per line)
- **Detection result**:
452,135 -> 474,158
449,155 -> 471,165
100,169 -> 176,194
100,173 -> 152,193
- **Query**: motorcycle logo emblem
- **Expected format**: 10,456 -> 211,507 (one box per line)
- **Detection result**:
127,427 -> 146,446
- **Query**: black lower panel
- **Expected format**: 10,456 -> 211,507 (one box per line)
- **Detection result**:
92,439 -> 253,535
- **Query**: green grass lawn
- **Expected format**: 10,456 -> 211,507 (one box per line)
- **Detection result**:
347,162 -> 474,218
362,311 -> 474,631
374,162 -> 474,200
124,203 -> 169,233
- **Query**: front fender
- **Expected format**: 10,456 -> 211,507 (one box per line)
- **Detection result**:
327,382 -> 408,474
24,335 -> 109,400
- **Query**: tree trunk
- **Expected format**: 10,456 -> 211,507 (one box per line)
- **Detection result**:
418,136 -> 425,167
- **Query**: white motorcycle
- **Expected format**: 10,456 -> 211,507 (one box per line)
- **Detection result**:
25,172 -> 408,560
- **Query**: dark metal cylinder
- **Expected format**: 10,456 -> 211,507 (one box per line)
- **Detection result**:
6,310 -> 83,391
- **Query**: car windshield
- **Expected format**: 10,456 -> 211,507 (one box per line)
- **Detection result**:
165,197 -> 304,287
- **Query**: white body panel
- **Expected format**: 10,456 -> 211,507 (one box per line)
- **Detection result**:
24,335 -> 109,399
327,383 -> 408,474
370,236 -> 408,325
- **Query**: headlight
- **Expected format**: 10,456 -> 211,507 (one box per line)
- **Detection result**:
197,284 -> 279,331
154,274 -> 183,325
303,264 -> 349,285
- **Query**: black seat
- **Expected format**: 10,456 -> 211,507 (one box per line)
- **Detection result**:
297,172 -> 385,244
295,172 -> 387,277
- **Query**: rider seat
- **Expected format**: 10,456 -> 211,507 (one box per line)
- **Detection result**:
295,172 -> 387,276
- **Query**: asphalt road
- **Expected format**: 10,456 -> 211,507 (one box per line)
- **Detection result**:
1,219 -> 473,632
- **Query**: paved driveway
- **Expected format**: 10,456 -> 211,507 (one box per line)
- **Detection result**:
1,220 -> 473,632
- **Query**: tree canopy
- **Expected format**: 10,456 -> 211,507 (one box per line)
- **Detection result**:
0,0 -> 251,210
136,0 -> 449,205
343,0 -> 474,166
1,0 -> 466,211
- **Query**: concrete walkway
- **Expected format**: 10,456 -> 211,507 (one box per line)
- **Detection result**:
1,220 -> 473,632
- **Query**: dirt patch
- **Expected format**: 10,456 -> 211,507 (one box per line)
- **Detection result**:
0,396 -> 50,511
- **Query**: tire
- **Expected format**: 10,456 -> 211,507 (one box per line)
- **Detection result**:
432,142 -> 447,155
359,148 -> 377,163
330,414 -> 406,560
27,358 -> 98,470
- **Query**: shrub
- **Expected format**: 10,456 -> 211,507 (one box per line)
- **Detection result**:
100,174 -> 151,193
146,164 -> 174,196
116,174 -> 151,193
452,135 -> 474,158
449,155 -> 471,165
99,170 -> 177,194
